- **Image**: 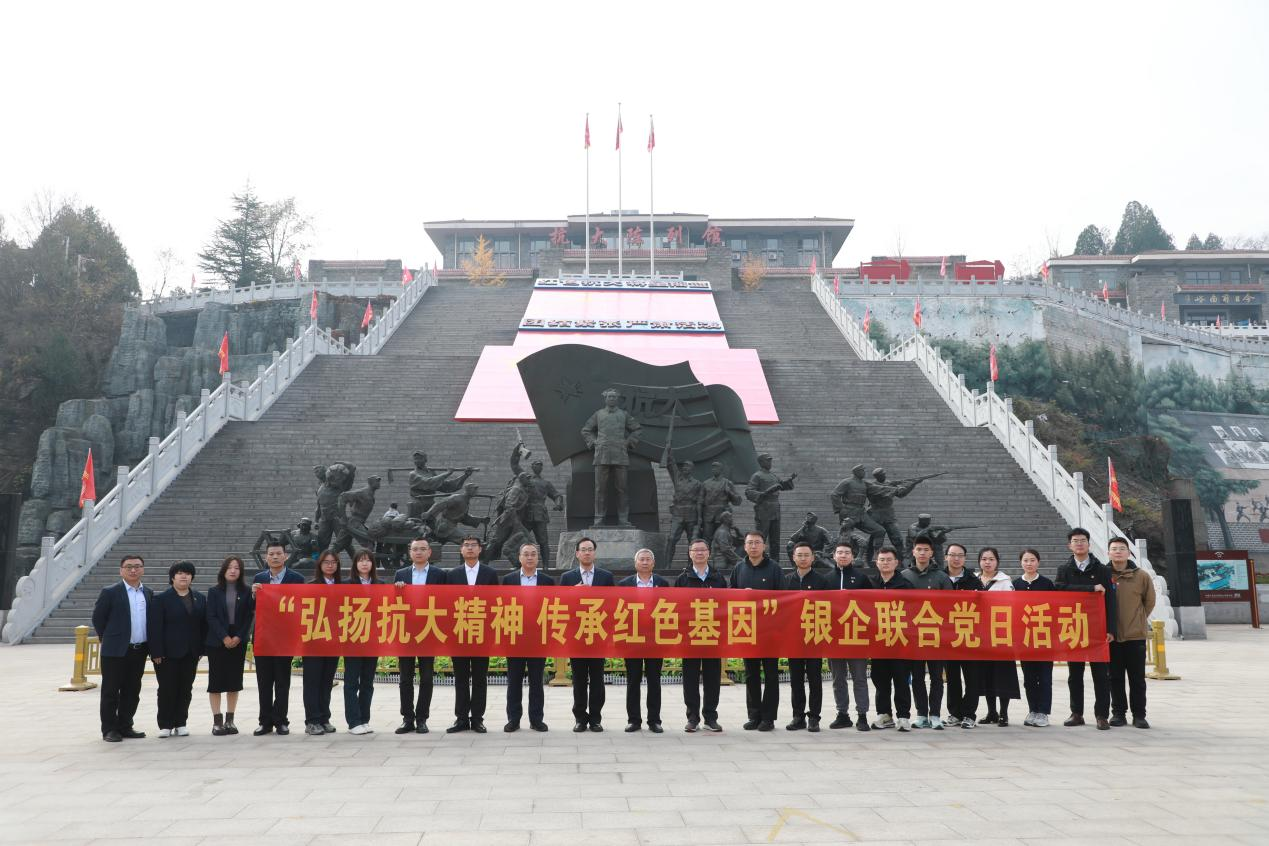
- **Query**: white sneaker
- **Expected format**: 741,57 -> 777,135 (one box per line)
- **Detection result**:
1023,712 -> 1037,727
349,724 -> 369,735
158,728 -> 172,738
174,726 -> 189,737
911,717 -> 928,729
1035,714 -> 1050,727
961,717 -> 977,729
871,713 -> 895,730
896,718 -> 911,732
360,724 -> 374,734
930,716 -> 944,730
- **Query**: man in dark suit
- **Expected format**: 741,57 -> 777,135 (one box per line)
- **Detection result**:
250,538 -> 305,735
675,538 -> 727,733
559,536 -> 615,731
618,548 -> 670,733
393,537 -> 447,733
446,535 -> 500,733
92,554 -> 154,742
502,542 -> 554,732
148,561 -> 208,737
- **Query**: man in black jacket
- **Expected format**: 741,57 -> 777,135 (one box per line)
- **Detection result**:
869,546 -> 914,732
618,549 -> 671,732
675,539 -> 727,732
251,539 -> 306,736
393,538 -> 447,733
731,531 -> 784,731
826,540 -> 872,731
560,536 -> 616,731
92,554 -> 153,742
1054,527 -> 1116,730
943,542 -> 982,728
785,543 -> 828,731
446,535 -> 500,733
503,542 -> 554,732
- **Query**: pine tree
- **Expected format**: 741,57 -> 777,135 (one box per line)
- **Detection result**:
1185,234 -> 1203,250
198,188 -> 272,289
1203,233 -> 1224,250
1111,201 -> 1175,255
1074,224 -> 1109,255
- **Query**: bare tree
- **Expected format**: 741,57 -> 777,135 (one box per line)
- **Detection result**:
154,248 -> 178,299
893,227 -> 905,258
1227,232 -> 1269,250
262,198 -> 314,282
1042,226 -> 1063,259
19,189 -> 78,244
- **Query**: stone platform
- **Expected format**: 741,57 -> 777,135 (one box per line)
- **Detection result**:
557,527 -> 666,572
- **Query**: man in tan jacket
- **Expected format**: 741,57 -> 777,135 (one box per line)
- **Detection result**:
1107,537 -> 1156,729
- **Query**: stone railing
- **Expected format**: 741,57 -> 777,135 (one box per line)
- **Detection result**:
2,270 -> 437,644
813,274 -> 1178,636
835,277 -> 1269,355
141,274 -> 420,315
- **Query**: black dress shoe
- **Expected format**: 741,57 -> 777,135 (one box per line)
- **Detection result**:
1108,714 -> 1128,727
119,728 -> 146,739
573,722 -> 588,733
275,725 -> 290,736
504,721 -> 520,733
416,722 -> 429,734
1063,713 -> 1086,727
1096,718 -> 1110,730
829,712 -> 852,730
757,720 -> 775,732
471,721 -> 487,734
785,718 -> 807,731
1132,717 -> 1151,729
624,723 -> 641,733
530,721 -> 549,732
446,721 -> 470,733
103,731 -> 123,743
395,722 -> 416,735
703,719 -> 723,732
742,719 -> 760,731
997,716 -> 1009,727
253,725 -> 273,736
648,722 -> 663,734
807,717 -> 821,733
588,722 -> 603,732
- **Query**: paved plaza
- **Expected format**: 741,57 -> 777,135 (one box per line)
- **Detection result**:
0,627 -> 1266,846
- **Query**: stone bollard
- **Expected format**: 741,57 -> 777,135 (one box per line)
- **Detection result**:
59,625 -> 98,692
1146,620 -> 1180,681
548,657 -> 570,687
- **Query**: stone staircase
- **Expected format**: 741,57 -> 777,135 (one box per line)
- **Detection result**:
29,279 -> 1072,643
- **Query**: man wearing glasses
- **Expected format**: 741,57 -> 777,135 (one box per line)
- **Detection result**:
92,555 -> 153,742
1054,527 -> 1116,731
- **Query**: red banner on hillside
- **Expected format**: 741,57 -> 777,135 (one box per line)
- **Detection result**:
253,585 -> 1108,661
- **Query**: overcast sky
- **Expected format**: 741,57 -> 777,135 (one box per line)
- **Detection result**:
2,1 -> 1266,296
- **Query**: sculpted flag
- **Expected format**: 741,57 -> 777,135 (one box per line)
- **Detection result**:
254,585 -> 1109,662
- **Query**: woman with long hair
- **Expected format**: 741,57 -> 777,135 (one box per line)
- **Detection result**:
302,550 -> 342,736
344,550 -> 379,735
205,555 -> 254,735
975,547 -> 1020,726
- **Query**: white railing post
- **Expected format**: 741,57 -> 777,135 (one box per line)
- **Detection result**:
957,375 -> 966,421
81,499 -> 94,566
1103,504 -> 1116,538
147,437 -> 160,495
285,339 -> 294,379
1024,421 -> 1035,473
1073,472 -> 1084,527
174,410 -> 186,462
200,389 -> 211,440
255,365 -> 267,417
271,351 -> 281,393
116,466 -> 129,528
1004,397 -> 1013,452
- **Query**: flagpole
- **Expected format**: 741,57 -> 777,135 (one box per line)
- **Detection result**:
585,113 -> 590,277
617,102 -> 623,277
649,114 -> 655,279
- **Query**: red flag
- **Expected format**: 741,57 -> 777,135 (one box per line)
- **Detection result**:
361,299 -> 373,331
833,274 -> 840,295
217,332 -> 229,374
913,297 -> 923,330
584,115 -> 591,150
862,306 -> 871,334
615,113 -> 623,150
402,266 -> 414,285
647,117 -> 655,153
1216,314 -> 1222,329
989,344 -> 999,382
78,450 -> 96,509
310,289 -> 318,321
1040,261 -> 1050,281
1108,457 -> 1122,512
1161,301 -> 1166,321
293,259 -> 302,282
1101,281 -> 1109,302
809,255 -> 817,276
939,256 -> 947,278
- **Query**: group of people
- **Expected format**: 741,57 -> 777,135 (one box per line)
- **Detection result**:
92,526 -> 1156,743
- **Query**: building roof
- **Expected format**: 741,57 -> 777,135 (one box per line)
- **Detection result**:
1051,250 -> 1269,268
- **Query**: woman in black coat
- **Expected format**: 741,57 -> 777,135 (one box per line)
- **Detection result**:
1013,549 -> 1057,728
205,555 -> 254,735
148,561 -> 207,738
344,550 -> 380,735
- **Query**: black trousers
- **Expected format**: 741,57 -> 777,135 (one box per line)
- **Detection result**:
682,658 -> 721,723
743,657 -> 780,721
624,658 -> 662,725
1021,661 -> 1054,715
1067,660 -> 1110,719
99,646 -> 147,735
506,657 -> 546,724
301,656 -> 338,725
788,658 -> 822,720
256,655 -> 294,728
570,657 -> 606,724
1109,639 -> 1148,719
871,658 -> 911,719
453,656 -> 489,722
945,659 -> 979,719
910,659 -> 944,718
155,654 -> 199,729
398,656 -> 435,723
342,657 -> 376,728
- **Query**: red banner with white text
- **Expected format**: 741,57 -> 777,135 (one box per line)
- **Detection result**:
252,585 -> 1107,661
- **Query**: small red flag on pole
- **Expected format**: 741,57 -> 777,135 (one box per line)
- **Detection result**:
310,289 -> 318,322
361,299 -> 373,331
293,259 -> 302,282
939,256 -> 947,279
217,332 -> 229,374
402,266 -> 413,285
989,344 -> 999,382
1040,261 -> 1049,282
615,113 -> 623,150
78,450 -> 96,509
862,306 -> 871,334
1161,301 -> 1166,321
1216,314 -> 1222,329
833,274 -> 840,295
913,297 -> 923,330
647,117 -> 655,153
809,255 -> 817,276
584,115 -> 590,149
1108,457 -> 1122,512
1101,281 -> 1109,303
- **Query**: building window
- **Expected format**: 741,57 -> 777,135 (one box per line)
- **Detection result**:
728,238 -> 748,264
1184,269 -> 1223,285
528,238 -> 549,268
1231,270 -> 1242,284
493,239 -> 516,269
798,237 -> 820,267
763,237 -> 782,264
457,238 -> 476,263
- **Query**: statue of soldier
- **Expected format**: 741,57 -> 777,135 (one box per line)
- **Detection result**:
286,518 -> 321,568
484,472 -> 533,564
745,453 -> 797,562
407,451 -> 475,518
581,388 -> 641,527
906,513 -> 979,568
710,510 -> 743,569
701,461 -> 742,545
423,483 -> 487,551
866,468 -> 923,564
663,444 -> 704,567
785,511 -> 833,567
332,475 -> 381,558
510,440 -> 564,567
314,462 -> 357,551
831,464 -> 887,564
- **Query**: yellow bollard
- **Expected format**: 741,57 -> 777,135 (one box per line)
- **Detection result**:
548,657 -> 571,686
720,658 -> 734,685
1146,620 -> 1180,680
59,625 -> 99,692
